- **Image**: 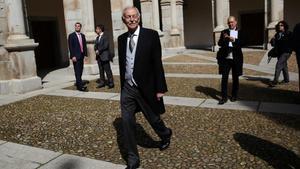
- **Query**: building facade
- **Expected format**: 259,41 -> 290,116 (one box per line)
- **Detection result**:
0,0 -> 299,94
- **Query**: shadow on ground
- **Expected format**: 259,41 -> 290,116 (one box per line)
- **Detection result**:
113,118 -> 161,162
56,159 -> 82,169
195,86 -> 222,100
234,133 -> 300,169
195,79 -> 300,104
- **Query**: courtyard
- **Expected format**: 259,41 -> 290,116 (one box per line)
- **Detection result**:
0,50 -> 299,169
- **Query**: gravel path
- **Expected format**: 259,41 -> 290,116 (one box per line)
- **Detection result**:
0,95 -> 299,169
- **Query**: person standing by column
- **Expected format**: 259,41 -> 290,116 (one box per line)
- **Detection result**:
217,16 -> 244,105
118,7 -> 172,169
68,22 -> 88,91
94,24 -> 114,89
269,21 -> 293,87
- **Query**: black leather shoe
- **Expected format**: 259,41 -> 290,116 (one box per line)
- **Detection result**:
160,129 -> 172,151
96,84 -> 105,88
108,84 -> 115,89
125,162 -> 140,169
78,86 -> 88,92
269,81 -> 278,87
230,96 -> 237,102
218,98 -> 228,105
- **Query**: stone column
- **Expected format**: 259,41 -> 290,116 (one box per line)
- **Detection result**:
213,0 -> 229,51
6,0 -> 28,42
123,0 -> 133,7
160,0 -> 184,49
267,0 -> 283,49
1,0 -> 41,94
170,0 -> 179,35
63,0 -> 82,36
152,0 -> 163,36
140,0 -> 153,29
81,0 -> 98,74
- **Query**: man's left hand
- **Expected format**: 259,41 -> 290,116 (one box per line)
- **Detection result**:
157,93 -> 164,101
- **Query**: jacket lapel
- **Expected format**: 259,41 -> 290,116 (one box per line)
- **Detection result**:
134,28 -> 144,67
121,33 -> 128,68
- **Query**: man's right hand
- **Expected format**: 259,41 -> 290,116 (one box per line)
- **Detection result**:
72,57 -> 77,62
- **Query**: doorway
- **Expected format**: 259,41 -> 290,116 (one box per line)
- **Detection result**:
29,19 -> 61,79
240,12 -> 264,47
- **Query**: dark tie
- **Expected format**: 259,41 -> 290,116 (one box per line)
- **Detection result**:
129,33 -> 136,53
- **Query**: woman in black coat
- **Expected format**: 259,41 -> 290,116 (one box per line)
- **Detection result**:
269,21 -> 293,87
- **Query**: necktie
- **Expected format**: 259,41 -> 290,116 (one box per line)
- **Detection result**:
78,33 -> 83,53
129,33 -> 136,53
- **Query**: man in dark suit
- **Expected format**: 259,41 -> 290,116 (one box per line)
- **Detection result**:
68,22 -> 88,91
217,16 -> 244,104
118,7 -> 172,169
94,24 -> 114,88
293,23 -> 300,92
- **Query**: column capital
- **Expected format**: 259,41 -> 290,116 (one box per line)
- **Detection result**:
161,0 -> 183,6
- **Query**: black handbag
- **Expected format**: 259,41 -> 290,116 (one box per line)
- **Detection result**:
268,48 -> 278,58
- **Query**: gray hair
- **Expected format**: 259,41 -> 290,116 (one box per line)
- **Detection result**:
122,6 -> 141,19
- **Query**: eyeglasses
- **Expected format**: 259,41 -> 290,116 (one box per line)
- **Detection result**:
123,15 -> 139,20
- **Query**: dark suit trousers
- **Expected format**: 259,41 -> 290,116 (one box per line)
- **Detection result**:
73,57 -> 84,89
221,59 -> 239,99
274,53 -> 291,82
97,59 -> 114,85
120,82 -> 170,166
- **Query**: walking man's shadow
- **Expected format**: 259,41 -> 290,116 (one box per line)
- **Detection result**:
234,133 -> 300,169
113,118 -> 161,162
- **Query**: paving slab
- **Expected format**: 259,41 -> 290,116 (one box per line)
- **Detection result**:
259,102 -> 300,115
74,92 -> 119,100
45,89 -> 83,97
110,94 -> 121,101
0,154 -> 39,169
164,96 -> 204,107
0,142 -> 61,164
0,140 -> 7,145
39,154 -> 125,169
163,62 -> 217,66
200,99 -> 259,111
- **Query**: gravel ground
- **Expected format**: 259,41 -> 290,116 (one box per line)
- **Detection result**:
66,77 -> 300,104
288,52 -> 299,73
163,65 -> 271,76
0,95 -> 299,169
243,51 -> 266,65
200,51 -> 267,65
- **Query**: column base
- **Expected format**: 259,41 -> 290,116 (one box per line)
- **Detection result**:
68,63 -> 99,76
0,76 -> 42,95
170,29 -> 180,36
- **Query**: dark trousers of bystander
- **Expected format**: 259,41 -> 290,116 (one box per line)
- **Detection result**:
97,59 -> 114,86
73,56 -> 84,89
274,53 -> 291,83
221,59 -> 239,99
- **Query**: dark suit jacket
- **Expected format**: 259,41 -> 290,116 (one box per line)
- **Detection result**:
94,32 -> 111,61
217,28 -> 244,76
118,27 -> 168,114
270,31 -> 293,55
68,32 -> 87,60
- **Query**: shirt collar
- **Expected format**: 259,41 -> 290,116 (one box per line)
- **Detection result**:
229,27 -> 237,31
129,26 -> 140,37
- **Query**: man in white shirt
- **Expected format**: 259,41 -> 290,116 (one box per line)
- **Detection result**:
217,16 -> 244,104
